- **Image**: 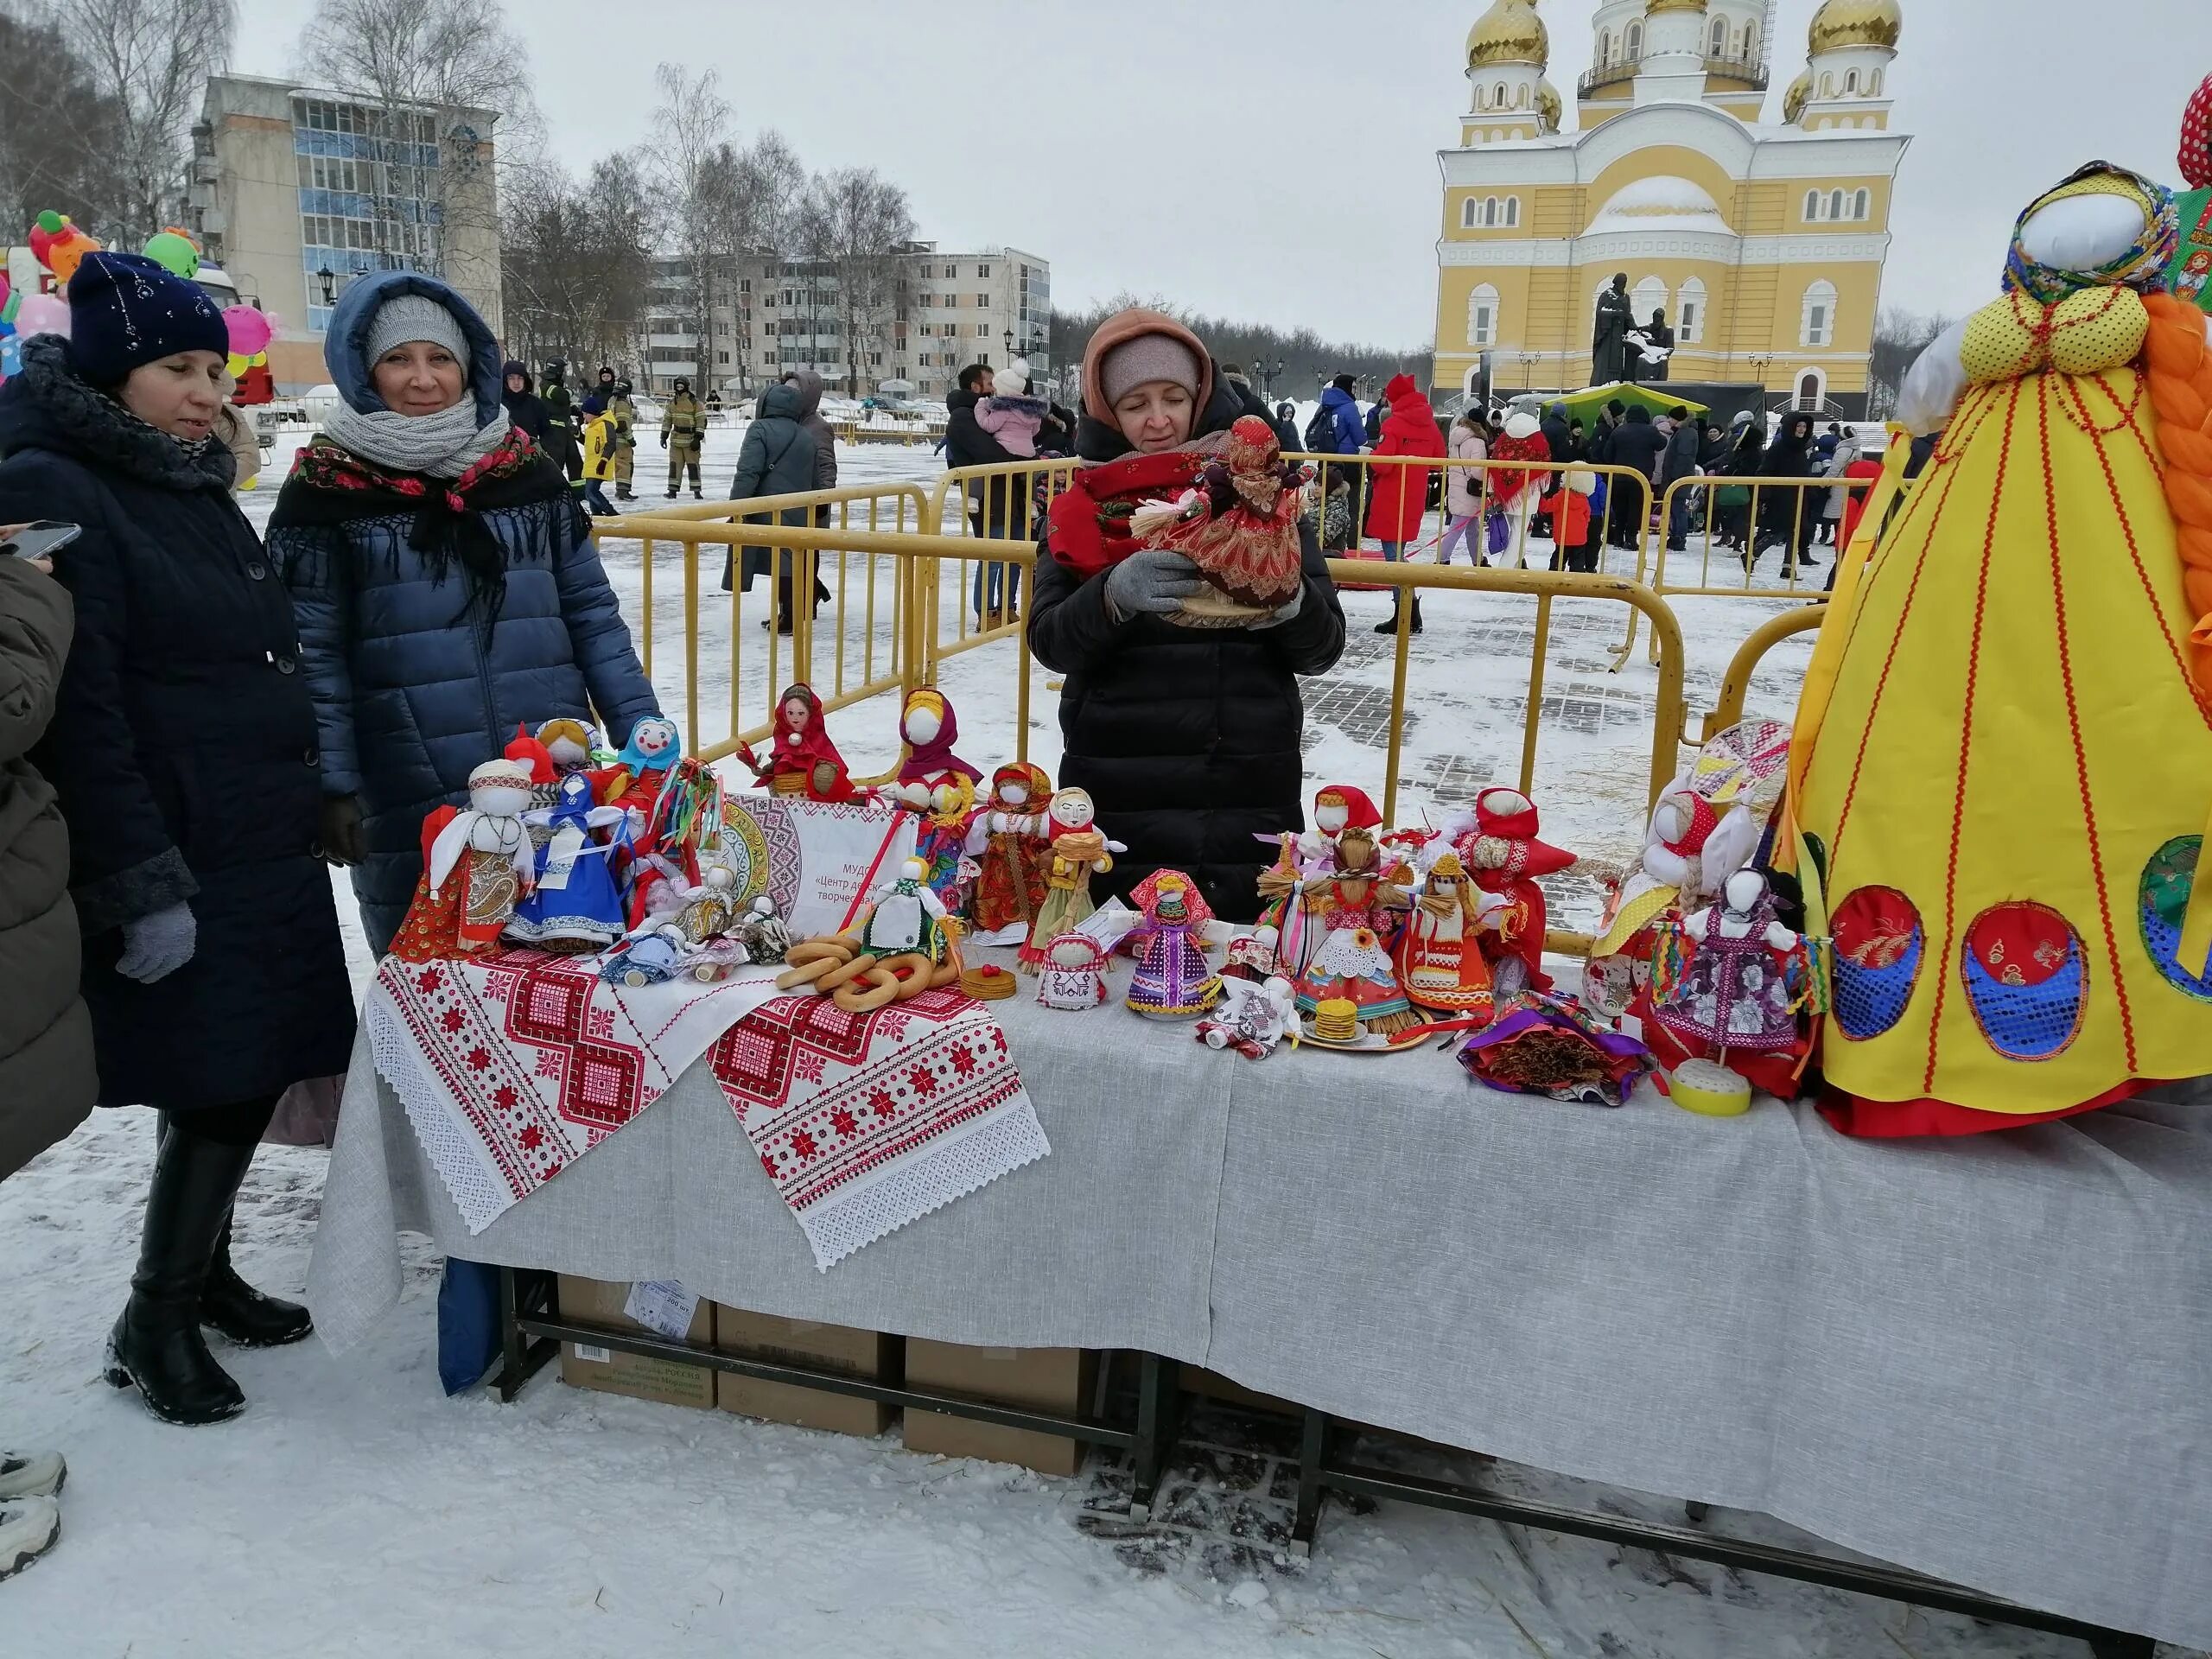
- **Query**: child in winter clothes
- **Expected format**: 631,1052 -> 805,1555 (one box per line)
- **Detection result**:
1436,413 -> 1489,565
578,394 -> 618,516
975,359 -> 1053,458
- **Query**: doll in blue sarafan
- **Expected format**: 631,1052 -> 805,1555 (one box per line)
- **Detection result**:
505,772 -> 633,952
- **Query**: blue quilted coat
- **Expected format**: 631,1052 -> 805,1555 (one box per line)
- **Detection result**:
269,271 -> 659,953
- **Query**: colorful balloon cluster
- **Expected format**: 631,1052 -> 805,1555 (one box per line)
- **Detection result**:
223,302 -> 273,380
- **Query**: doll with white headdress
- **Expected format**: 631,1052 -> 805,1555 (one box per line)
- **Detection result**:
391,759 -> 539,960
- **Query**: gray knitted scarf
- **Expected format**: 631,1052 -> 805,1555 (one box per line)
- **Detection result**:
323,396 -> 508,479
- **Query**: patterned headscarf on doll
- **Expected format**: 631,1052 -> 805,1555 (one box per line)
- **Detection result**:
895,687 -> 981,785
2001,162 -> 2178,304
2181,73 -> 2211,190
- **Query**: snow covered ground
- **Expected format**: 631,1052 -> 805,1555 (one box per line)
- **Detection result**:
11,423 -> 2177,1656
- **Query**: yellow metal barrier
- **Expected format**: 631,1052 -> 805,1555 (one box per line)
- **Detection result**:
1699,602 -> 1828,744
592,481 -> 934,759
1609,470 -> 1872,668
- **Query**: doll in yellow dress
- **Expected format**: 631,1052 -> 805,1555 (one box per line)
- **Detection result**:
1789,162 -> 2212,1135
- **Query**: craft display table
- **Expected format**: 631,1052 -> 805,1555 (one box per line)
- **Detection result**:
305,950 -> 2212,1655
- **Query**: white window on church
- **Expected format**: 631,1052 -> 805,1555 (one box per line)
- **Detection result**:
1504,196 -> 1520,228
1820,72 -> 1835,97
1828,188 -> 1847,219
1745,23 -> 1758,59
1676,277 -> 1707,343
1463,195 -> 1479,229
1802,280 -> 1838,348
1805,189 -> 1823,222
1625,22 -> 1643,58
1598,29 -> 1611,64
1468,284 -> 1499,348
1632,276 -> 1668,327
1844,69 -> 1859,93
1853,188 -> 1871,220
1710,17 -> 1727,56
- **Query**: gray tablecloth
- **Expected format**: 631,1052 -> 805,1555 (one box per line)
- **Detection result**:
307,961 -> 2212,1648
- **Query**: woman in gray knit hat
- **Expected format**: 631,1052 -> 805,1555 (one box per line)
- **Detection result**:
269,272 -> 660,960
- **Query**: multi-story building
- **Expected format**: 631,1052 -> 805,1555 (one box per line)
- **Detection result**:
1432,0 -> 1908,416
639,244 -> 1052,403
187,73 -> 503,392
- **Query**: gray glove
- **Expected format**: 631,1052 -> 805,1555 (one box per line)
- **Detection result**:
1249,584 -> 1305,630
1104,550 -> 1205,620
118,902 -> 197,984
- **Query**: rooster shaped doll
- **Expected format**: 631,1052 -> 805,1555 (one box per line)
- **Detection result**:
1046,414 -> 1306,626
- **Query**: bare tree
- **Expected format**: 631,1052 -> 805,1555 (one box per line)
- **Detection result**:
0,10 -> 130,237
43,0 -> 233,245
1867,306 -> 1953,419
499,150 -> 651,376
709,130 -> 807,391
299,0 -> 535,302
645,63 -> 732,394
802,166 -> 913,397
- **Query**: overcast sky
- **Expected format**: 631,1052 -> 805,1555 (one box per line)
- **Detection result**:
227,0 -> 2209,346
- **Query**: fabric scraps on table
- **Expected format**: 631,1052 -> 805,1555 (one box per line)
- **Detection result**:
709,987 -> 1050,1270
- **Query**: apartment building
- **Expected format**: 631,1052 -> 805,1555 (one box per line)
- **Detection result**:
187,73 -> 503,392
641,244 -> 1051,403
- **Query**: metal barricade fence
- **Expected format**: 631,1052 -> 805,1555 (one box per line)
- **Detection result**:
1699,601 -> 1828,744
1611,471 -> 1873,667
593,482 -> 934,764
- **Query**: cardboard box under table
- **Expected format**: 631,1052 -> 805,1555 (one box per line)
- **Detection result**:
903,1340 -> 1098,1477
714,1305 -> 897,1437
555,1275 -> 715,1409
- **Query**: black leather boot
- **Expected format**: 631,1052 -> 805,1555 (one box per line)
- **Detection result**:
201,1212 -> 313,1348
105,1125 -> 251,1425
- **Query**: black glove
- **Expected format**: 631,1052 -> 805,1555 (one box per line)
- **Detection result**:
659,429 -> 669,448
320,793 -> 365,868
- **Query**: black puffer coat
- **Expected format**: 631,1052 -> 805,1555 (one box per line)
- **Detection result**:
1027,378 -> 1346,923
0,336 -> 354,1112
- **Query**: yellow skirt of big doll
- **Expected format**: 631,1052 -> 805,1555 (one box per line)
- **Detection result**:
1795,359 -> 2212,1135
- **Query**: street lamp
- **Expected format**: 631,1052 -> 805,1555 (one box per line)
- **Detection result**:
316,264 -> 335,306
1003,327 -> 1015,364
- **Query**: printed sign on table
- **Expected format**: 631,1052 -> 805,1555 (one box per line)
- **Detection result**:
721,795 -> 917,938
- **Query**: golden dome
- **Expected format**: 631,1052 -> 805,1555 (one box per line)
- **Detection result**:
1466,0 -> 1548,70
1809,0 -> 1902,53
1645,0 -> 1707,12
1536,78 -> 1562,131
1783,67 -> 1812,123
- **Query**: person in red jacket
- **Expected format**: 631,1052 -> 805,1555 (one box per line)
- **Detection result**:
1363,372 -> 1445,634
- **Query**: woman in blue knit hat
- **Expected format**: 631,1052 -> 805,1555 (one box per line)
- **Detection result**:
268,271 -> 659,961
0,251 -> 357,1427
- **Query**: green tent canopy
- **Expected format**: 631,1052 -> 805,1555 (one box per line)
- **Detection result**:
1549,383 -> 1710,423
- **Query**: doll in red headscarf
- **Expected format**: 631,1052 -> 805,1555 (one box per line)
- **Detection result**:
965,761 -> 1054,933
1442,787 -> 1577,995
741,682 -> 852,800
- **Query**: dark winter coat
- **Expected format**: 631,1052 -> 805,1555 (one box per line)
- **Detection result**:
728,378 -> 822,588
1607,406 -> 1669,483
1027,374 -> 1347,924
500,360 -> 548,445
1363,373 -> 1445,544
1660,417 -> 1702,487
270,270 -> 660,955
1312,386 -> 1367,456
0,555 -> 94,1179
0,336 -> 355,1111
1541,403 -> 1573,463
783,370 -> 838,493
944,387 -> 1026,537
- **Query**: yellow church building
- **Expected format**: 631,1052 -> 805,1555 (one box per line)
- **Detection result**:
1434,0 -> 1909,416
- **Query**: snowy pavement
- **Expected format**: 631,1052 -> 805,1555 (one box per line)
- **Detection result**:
11,424 -> 2175,1656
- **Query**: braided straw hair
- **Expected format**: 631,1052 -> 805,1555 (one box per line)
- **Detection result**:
2144,291 -> 2212,688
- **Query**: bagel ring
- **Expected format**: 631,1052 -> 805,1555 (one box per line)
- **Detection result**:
876,952 -> 938,1001
929,957 -> 962,988
773,956 -> 842,990
813,951 -> 881,993
830,965 -> 901,1013
785,939 -> 852,967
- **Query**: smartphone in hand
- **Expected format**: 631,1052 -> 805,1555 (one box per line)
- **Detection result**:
0,521 -> 83,564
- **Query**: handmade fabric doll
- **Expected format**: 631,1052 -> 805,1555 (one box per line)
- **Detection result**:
1459,991 -> 1655,1107
391,759 -> 539,961
861,856 -> 950,963
966,762 -> 1054,933
741,682 -> 850,799
1196,975 -> 1297,1058
1443,787 -> 1576,995
912,772 -> 980,913
597,714 -> 680,807
504,772 -> 633,952
1120,414 -> 1306,623
2168,75 -> 2211,313
1036,933 -> 1110,1009
1124,870 -> 1222,1019
1791,161 -> 2212,1135
503,722 -> 558,808
1655,870 -> 1810,1058
1293,826 -> 1417,1035
1397,849 -> 1505,1017
739,894 -> 792,965
537,716 -> 601,779
888,687 -> 982,810
1020,787 -> 1117,971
